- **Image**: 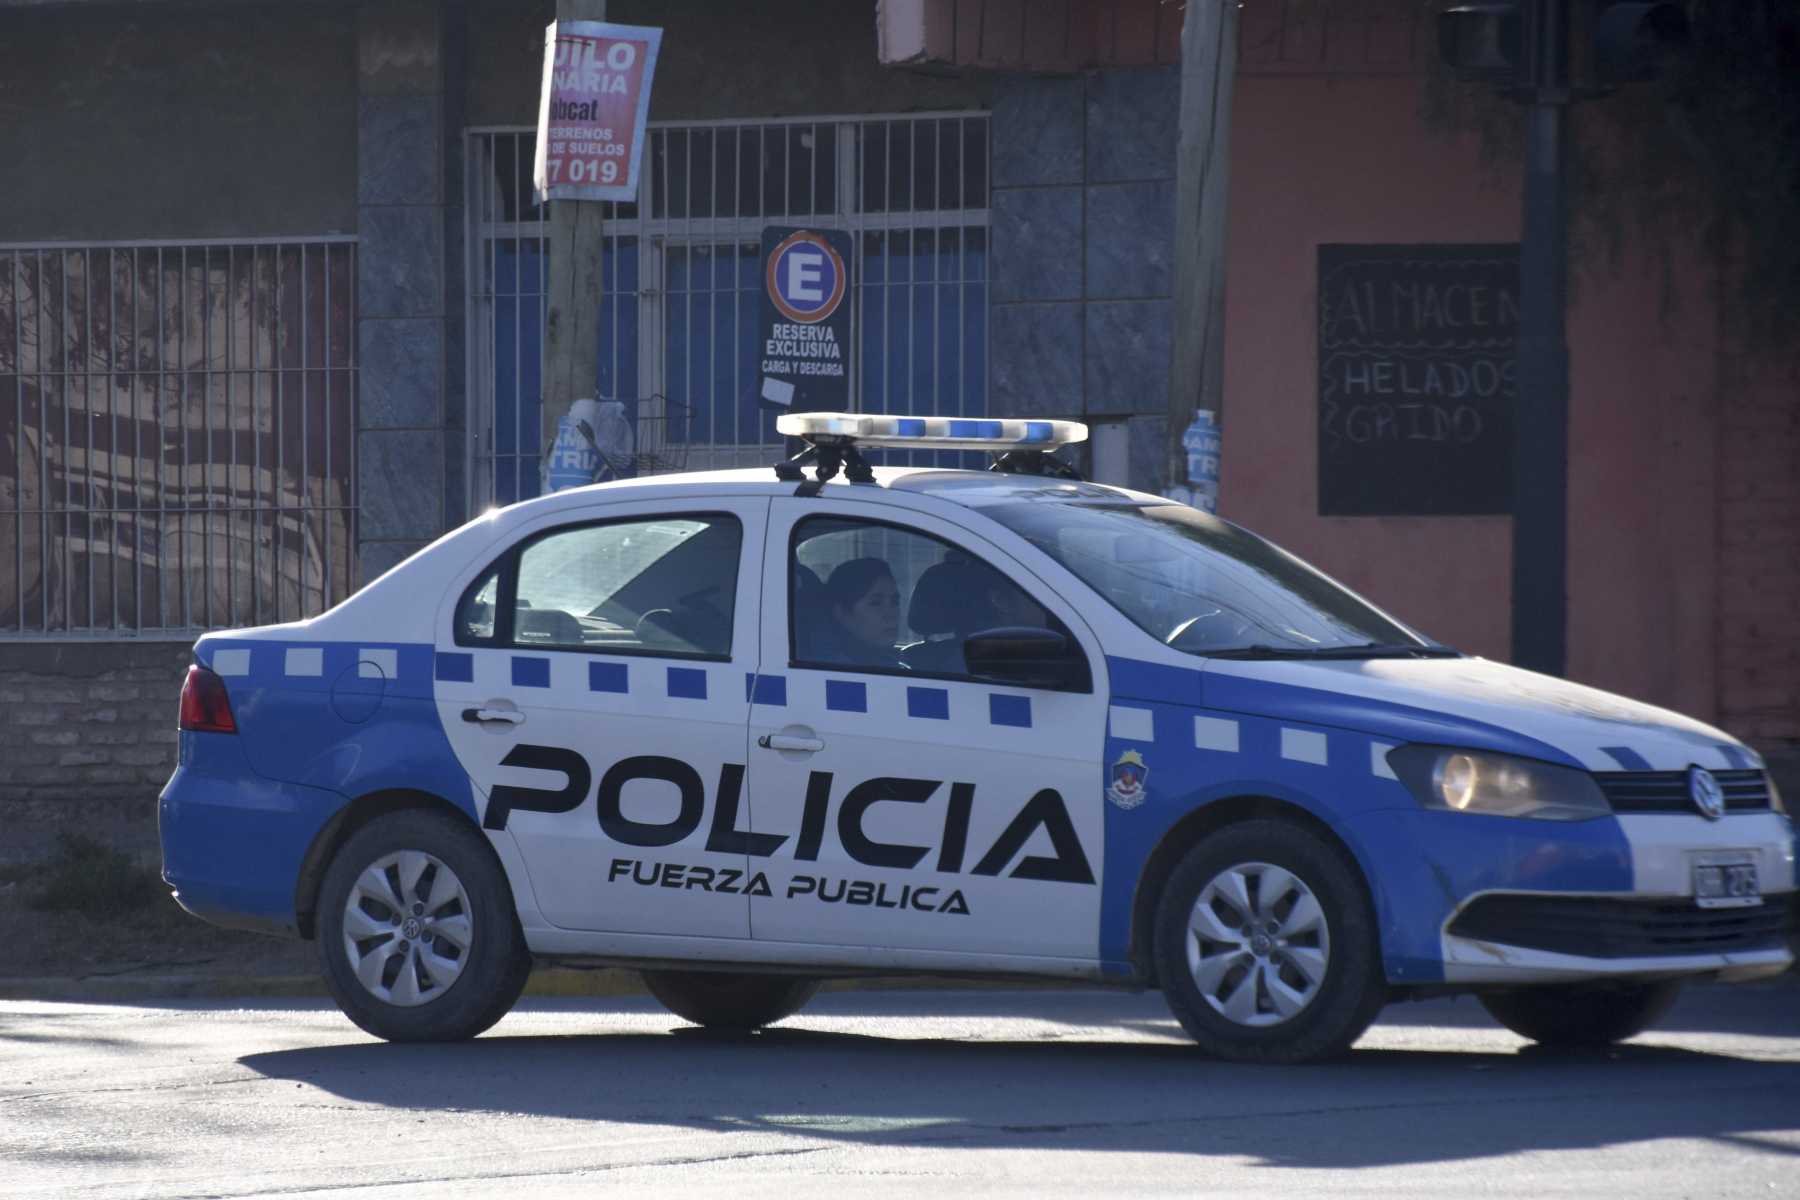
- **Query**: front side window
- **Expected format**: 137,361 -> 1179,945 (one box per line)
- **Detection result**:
481,514 -> 741,657
791,516 -> 1074,680
983,498 -> 1445,658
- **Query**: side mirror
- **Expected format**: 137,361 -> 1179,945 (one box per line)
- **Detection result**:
963,626 -> 1090,692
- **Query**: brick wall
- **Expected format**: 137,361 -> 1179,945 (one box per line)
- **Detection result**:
1716,349 -> 1800,756
0,642 -> 190,805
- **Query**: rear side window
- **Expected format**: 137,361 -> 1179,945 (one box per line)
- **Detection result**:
456,514 -> 742,658
455,568 -> 500,643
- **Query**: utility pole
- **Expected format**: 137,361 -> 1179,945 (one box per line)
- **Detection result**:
1166,0 -> 1239,504
540,0 -> 609,463
1511,0 -> 1570,676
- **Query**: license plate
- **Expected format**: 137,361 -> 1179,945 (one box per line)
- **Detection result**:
1693,856 -> 1761,909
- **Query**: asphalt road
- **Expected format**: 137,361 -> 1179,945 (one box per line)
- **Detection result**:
3,981 -> 1798,1198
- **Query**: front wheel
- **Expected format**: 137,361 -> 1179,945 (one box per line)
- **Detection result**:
316,809 -> 531,1042
1154,819 -> 1385,1063
642,970 -> 819,1031
1478,980 -> 1684,1047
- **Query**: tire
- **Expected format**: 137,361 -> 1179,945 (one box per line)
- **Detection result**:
1154,819 -> 1385,1064
642,970 -> 820,1031
316,808 -> 531,1042
1478,980 -> 1684,1047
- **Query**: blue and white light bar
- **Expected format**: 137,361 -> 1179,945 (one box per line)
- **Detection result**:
776,412 -> 1088,451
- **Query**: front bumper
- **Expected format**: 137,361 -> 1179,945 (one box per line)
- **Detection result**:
1440,891 -> 1796,984
1346,807 -> 1797,986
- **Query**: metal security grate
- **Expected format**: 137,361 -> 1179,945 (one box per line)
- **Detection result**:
1595,770 -> 1773,814
0,240 -> 357,637
466,112 -> 990,510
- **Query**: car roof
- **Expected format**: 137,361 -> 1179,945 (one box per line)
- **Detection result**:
483,465 -> 1159,520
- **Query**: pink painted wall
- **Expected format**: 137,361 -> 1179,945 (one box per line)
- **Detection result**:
1219,74 -> 1725,723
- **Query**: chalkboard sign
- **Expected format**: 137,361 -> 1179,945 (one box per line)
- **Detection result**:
1317,244 -> 1520,516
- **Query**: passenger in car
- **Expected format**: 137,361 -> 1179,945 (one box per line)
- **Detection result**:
904,557 -> 1049,675
813,557 -> 906,670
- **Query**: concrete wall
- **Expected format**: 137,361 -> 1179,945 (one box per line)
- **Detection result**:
0,2 -> 357,240
466,0 -> 991,128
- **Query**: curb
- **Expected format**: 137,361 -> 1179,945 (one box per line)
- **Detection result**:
4,965 -> 1789,1006
0,967 -> 1087,1005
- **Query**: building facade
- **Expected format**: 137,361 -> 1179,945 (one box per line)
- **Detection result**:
2,0 -> 1795,813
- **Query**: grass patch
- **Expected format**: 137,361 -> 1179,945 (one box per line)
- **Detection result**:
29,832 -> 166,919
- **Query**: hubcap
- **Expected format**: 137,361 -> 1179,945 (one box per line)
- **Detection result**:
1185,861 -> 1330,1028
340,850 -> 474,1007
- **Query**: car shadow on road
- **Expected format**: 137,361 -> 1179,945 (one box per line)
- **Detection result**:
239,1018 -> 1800,1170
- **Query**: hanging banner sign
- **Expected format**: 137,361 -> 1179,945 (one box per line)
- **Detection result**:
758,226 -> 854,413
533,20 -> 662,203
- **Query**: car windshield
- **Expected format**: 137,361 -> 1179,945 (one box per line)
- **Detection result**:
982,497 -> 1450,658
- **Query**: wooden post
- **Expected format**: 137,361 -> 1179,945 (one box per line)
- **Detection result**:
1166,0 -> 1238,497
540,0 -> 609,464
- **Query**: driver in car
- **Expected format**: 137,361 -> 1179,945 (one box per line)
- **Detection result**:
813,557 -> 907,669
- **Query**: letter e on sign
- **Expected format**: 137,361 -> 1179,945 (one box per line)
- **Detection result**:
767,231 -> 846,324
787,252 -> 825,304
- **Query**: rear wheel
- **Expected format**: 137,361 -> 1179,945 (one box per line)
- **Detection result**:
317,809 -> 531,1042
1155,819 -> 1385,1063
642,970 -> 819,1031
1478,980 -> 1683,1046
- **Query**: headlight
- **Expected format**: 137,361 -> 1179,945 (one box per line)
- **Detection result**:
1387,746 -> 1609,821
1769,773 -> 1787,817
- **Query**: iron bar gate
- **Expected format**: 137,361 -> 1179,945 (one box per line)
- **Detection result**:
466,111 -> 991,510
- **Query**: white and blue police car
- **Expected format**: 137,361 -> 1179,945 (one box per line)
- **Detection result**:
160,414 -> 1796,1062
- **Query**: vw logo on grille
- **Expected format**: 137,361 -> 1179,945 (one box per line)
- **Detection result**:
1687,766 -> 1726,821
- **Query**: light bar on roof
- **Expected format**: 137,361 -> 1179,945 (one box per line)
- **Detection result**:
776,412 -> 1088,451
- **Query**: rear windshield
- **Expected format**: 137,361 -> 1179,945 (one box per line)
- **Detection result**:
982,498 -> 1434,656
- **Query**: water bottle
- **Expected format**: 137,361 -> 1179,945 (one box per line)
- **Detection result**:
1182,410 -> 1221,513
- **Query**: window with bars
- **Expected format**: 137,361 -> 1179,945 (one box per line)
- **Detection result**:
467,112 -> 991,509
0,240 -> 357,637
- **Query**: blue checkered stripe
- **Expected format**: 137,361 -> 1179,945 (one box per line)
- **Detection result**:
753,671 -> 1036,731
429,650 -> 727,704
425,653 -> 1033,728
204,640 -> 434,700
1107,702 -> 1399,778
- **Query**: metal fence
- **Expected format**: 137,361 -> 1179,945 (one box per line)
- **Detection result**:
466,111 -> 991,510
0,239 -> 357,637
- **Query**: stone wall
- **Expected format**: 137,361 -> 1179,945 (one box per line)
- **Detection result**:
987,68 -> 1179,491
0,642 -> 189,807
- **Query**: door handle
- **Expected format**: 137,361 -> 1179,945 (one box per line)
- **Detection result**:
758,731 -> 825,753
462,707 -> 525,726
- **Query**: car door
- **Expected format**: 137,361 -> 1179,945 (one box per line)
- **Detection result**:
744,497 -> 1109,963
435,496 -> 766,937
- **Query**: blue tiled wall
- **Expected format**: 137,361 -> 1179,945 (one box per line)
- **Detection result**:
988,67 -> 1179,491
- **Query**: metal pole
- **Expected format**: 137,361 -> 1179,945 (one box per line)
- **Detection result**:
1166,0 -> 1237,500
1511,0 -> 1570,676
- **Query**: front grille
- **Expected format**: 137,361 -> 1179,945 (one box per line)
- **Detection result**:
1448,894 -> 1796,959
1595,769 -> 1773,814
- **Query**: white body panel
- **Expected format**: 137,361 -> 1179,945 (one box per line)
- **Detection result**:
1615,813 -> 1797,896
434,494 -> 770,938
745,494 -> 1110,961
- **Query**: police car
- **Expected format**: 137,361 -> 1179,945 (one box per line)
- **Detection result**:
160,413 -> 1797,1063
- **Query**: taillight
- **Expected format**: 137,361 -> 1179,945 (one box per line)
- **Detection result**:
179,664 -> 237,734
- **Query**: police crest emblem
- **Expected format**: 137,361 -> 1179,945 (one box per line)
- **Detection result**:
1107,750 -> 1149,810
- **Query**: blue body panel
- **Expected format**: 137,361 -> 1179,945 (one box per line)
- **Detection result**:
195,638 -> 477,821
159,732 -> 348,933
161,638 -> 479,932
1097,657 -> 1634,982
